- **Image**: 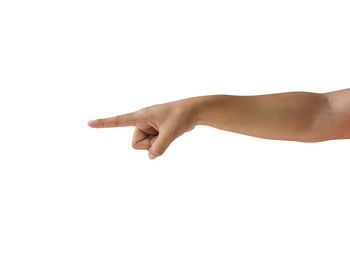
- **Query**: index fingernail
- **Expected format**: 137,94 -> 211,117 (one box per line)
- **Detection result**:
88,120 -> 103,128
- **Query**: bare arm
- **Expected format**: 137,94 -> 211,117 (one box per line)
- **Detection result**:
88,88 -> 350,159
191,91 -> 334,142
324,88 -> 350,140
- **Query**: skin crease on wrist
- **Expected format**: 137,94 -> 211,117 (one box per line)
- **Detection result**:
88,88 -> 350,160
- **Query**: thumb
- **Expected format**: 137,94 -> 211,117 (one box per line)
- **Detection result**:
148,131 -> 173,160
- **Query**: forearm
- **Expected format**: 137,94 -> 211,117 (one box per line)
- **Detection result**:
189,91 -> 333,142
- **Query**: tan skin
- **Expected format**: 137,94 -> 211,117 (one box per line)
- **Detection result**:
88,88 -> 350,159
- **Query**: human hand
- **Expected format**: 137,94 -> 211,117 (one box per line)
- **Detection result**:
88,97 -> 199,160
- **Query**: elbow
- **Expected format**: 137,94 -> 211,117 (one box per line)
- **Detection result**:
296,93 -> 336,143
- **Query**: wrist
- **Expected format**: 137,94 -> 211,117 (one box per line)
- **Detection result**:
189,95 -> 225,126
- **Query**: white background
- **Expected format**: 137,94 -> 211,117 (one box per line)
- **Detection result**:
0,0 -> 349,279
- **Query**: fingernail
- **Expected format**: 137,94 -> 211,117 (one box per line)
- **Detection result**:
88,120 -> 103,128
149,153 -> 157,160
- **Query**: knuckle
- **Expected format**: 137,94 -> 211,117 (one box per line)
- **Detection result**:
110,116 -> 119,126
136,107 -> 150,120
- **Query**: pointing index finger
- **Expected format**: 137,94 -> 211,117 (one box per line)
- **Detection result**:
88,112 -> 137,128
